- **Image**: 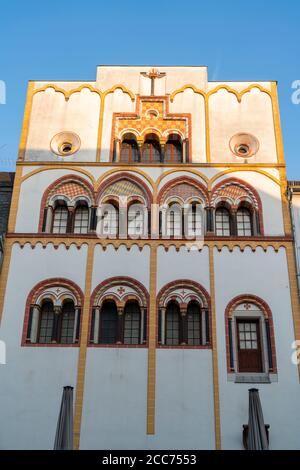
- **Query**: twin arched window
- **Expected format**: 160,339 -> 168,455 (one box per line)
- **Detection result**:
26,299 -> 80,345
163,201 -> 203,238
215,204 -> 254,236
50,200 -> 90,235
118,133 -> 184,163
90,300 -> 144,345
160,300 -> 209,346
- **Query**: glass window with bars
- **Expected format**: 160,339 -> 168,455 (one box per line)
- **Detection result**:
165,137 -> 182,163
73,205 -> 89,234
165,302 -> 180,345
215,207 -> 230,236
101,205 -> 118,237
38,301 -> 54,343
186,203 -> 202,238
100,302 -> 118,344
120,140 -> 139,162
166,205 -> 182,238
60,301 -> 76,344
124,302 -> 141,345
187,302 -> 201,345
142,139 -> 161,163
128,205 -> 144,237
238,321 -> 258,349
237,207 -> 252,236
52,205 -> 68,234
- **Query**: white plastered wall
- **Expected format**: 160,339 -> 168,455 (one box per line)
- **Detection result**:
214,246 -> 300,450
0,243 -> 87,449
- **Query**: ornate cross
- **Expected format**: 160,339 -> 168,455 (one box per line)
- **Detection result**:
244,303 -> 251,310
117,287 -> 126,296
141,68 -> 166,95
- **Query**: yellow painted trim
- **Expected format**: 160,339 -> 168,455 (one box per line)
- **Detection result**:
17,161 -> 285,169
154,168 -> 210,192
209,245 -> 221,449
5,236 -> 291,253
8,165 -> 23,233
207,83 -> 272,102
208,168 -> 280,190
18,82 -> 35,161
21,166 -> 96,187
96,85 -> 135,162
170,83 -> 272,164
147,245 -> 157,434
286,244 -> 300,379
95,167 -> 155,191
0,240 -> 13,324
271,82 -> 285,165
73,242 -> 95,449
279,167 -> 291,236
32,83 -> 102,101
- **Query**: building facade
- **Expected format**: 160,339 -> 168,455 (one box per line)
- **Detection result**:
0,65 -> 299,450
0,172 -> 14,267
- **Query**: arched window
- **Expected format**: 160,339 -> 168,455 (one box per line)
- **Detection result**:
38,300 -> 55,344
73,202 -> 89,234
237,206 -> 252,236
60,301 -> 76,344
186,202 -> 203,238
120,134 -> 139,162
165,134 -> 183,163
226,298 -> 276,375
99,301 -> 118,344
124,302 -> 141,345
166,203 -> 182,238
52,202 -> 69,234
98,203 -> 119,237
165,302 -> 180,345
215,206 -> 231,236
128,203 -> 145,238
187,301 -> 201,345
141,134 -> 161,163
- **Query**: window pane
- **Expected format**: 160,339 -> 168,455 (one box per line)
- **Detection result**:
237,208 -> 252,236
100,302 -> 118,344
52,206 -> 68,234
187,302 -> 201,345
60,301 -> 75,344
165,303 -> 180,345
38,301 -> 54,343
128,206 -> 144,237
215,208 -> 230,236
74,206 -> 89,234
124,302 -> 141,345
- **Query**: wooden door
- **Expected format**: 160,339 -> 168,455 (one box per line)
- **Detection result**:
237,319 -> 263,372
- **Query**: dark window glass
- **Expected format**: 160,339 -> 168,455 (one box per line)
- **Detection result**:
187,302 -> 201,345
100,301 -> 118,344
215,207 -> 230,236
142,137 -> 161,162
165,135 -> 182,163
60,301 -> 75,344
124,302 -> 141,345
38,301 -> 54,343
120,140 -> 139,162
165,302 -> 180,345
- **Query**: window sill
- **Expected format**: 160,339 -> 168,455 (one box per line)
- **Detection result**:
157,344 -> 211,350
22,342 -> 79,347
227,372 -> 278,384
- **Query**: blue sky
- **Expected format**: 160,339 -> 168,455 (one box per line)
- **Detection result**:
0,0 -> 299,177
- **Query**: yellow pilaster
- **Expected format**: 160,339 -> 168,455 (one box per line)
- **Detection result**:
209,245 -> 221,449
73,242 -> 95,449
147,245 -> 157,434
